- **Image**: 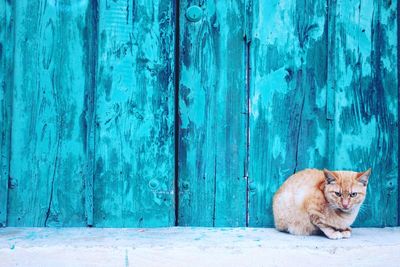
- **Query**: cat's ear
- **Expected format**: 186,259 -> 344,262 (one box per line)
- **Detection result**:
323,169 -> 337,184
356,168 -> 371,186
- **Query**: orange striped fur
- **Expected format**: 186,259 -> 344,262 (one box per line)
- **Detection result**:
273,168 -> 371,239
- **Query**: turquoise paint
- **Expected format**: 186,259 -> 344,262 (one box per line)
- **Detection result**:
178,0 -> 247,227
6,0 -> 88,226
249,0 -> 329,226
93,0 -> 175,227
331,0 -> 398,226
81,0 -> 97,227
1,0 -> 398,227
248,0 -> 398,227
185,5 -> 203,22
0,0 -> 13,227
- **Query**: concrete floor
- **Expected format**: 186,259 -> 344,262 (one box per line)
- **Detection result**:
1,227 -> 399,267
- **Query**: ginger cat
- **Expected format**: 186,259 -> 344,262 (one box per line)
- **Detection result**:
273,168 -> 371,239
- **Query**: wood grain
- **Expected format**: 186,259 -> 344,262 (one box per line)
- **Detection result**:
398,0 -> 400,228
82,0 -> 98,227
178,0 -> 247,226
248,0 -> 329,226
330,0 -> 398,226
0,0 -> 13,227
7,0 -> 91,226
94,0 -> 176,227
1,0 -> 398,227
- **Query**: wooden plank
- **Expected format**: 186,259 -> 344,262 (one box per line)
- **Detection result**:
248,0 -> 329,226
331,0 -> 398,226
398,0 -> 400,228
0,0 -> 13,227
0,0 -> 5,227
83,0 -> 98,227
326,0 -> 337,170
94,0 -> 175,227
178,0 -> 247,226
7,1 -> 90,226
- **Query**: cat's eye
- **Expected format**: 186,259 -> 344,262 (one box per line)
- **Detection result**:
334,192 -> 342,197
350,192 -> 358,197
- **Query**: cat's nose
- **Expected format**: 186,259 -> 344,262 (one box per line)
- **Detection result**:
342,203 -> 349,209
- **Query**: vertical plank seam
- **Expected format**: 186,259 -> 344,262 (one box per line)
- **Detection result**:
293,95 -> 305,174
7,0 -> 15,228
1,0 -> 14,227
7,0 -> 14,228
326,0 -> 337,170
0,0 -> 6,227
397,0 -> 400,227
244,36 -> 251,227
212,156 -> 217,227
89,0 -> 99,227
84,0 -> 99,227
44,125 -> 60,226
174,0 -> 180,226
244,0 -> 252,228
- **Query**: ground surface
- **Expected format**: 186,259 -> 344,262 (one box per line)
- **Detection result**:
0,227 -> 399,267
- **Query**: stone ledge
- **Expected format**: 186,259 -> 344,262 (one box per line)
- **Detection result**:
1,227 -> 399,267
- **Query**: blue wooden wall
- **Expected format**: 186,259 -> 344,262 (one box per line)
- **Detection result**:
0,0 -> 398,227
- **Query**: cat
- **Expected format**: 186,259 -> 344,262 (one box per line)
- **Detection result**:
272,168 -> 371,239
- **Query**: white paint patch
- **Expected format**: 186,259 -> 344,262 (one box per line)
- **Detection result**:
272,135 -> 283,160
258,67 -> 288,94
316,85 -> 326,109
251,89 -> 261,120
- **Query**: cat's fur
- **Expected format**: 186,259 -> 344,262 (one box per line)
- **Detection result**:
273,168 -> 371,239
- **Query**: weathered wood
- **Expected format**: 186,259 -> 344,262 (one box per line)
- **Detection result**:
326,0 -> 337,170
248,0 -> 329,226
7,1 -> 91,226
398,0 -> 400,228
1,0 -> 398,228
330,0 -> 398,226
0,0 -> 5,227
0,0 -> 13,227
178,0 -> 247,226
82,0 -> 98,227
94,0 -> 175,227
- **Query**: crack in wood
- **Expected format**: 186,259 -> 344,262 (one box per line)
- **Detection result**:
293,93 -> 306,175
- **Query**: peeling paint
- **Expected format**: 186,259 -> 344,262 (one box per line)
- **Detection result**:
1,0 -> 398,228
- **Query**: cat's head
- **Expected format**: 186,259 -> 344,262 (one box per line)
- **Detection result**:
323,169 -> 371,212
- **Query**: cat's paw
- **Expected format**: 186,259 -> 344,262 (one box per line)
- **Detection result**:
326,231 -> 343,240
341,230 -> 351,238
